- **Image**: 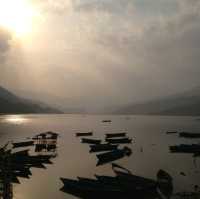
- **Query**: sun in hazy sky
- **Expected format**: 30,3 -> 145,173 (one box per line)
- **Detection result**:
0,0 -> 40,37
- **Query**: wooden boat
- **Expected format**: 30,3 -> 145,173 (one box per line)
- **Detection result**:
76,132 -> 93,137
95,175 -> 119,186
106,133 -> 127,138
193,152 -> 200,157
81,138 -> 101,145
33,131 -> 59,140
89,144 -> 118,153
166,131 -> 178,134
179,132 -> 200,138
47,144 -> 57,151
60,177 -> 127,199
60,168 -> 171,199
170,144 -> 200,153
113,165 -> 172,199
114,170 -> 156,189
102,120 -> 112,123
46,134 -> 59,140
157,170 -> 173,199
96,147 -> 132,166
12,141 -> 34,148
174,192 -> 200,199
106,138 -> 132,144
35,144 -> 46,152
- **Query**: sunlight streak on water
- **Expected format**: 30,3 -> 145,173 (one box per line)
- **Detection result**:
1,115 -> 29,125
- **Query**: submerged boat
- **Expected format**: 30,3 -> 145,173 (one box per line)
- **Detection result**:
179,132 -> 200,139
96,147 -> 132,166
106,138 -> 132,144
89,144 -> 118,153
76,132 -> 93,137
106,133 -> 127,138
81,138 -> 101,145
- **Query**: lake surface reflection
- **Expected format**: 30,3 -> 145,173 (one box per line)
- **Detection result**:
0,114 -> 200,199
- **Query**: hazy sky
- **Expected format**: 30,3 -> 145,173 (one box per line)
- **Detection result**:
0,0 -> 200,109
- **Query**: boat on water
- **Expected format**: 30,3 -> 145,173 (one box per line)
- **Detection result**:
60,164 -> 173,199
106,137 -> 132,144
157,169 -> 173,198
179,132 -> 200,139
32,131 -> 59,140
76,132 -> 93,137
166,131 -> 178,134
96,147 -> 132,166
12,141 -> 34,148
113,164 -> 173,199
173,192 -> 200,199
35,143 -> 57,152
60,177 -> 129,199
106,133 -> 127,138
102,120 -> 112,123
170,144 -> 200,153
81,138 -> 101,145
89,144 -> 118,153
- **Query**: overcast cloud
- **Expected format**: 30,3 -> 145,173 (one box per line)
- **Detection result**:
0,0 -> 200,110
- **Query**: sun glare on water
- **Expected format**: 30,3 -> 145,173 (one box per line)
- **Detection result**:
3,115 -> 29,124
0,0 -> 39,37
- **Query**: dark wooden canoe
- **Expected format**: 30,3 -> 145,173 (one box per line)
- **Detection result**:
179,132 -> 200,138
89,144 -> 118,153
76,132 -> 93,137
12,141 -> 34,148
96,147 -> 132,166
106,138 -> 132,144
81,138 -> 101,145
106,133 -> 127,138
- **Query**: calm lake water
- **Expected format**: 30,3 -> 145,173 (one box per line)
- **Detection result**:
0,114 -> 200,199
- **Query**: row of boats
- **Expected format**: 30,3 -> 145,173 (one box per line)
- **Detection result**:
167,131 -> 200,157
167,131 -> 200,139
0,133 -> 58,199
60,163 -> 174,199
12,131 -> 59,153
76,132 -> 133,166
77,132 -> 132,145
170,144 -> 200,157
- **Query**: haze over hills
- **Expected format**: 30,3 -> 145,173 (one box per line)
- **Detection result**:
2,84 -> 200,116
0,86 -> 62,114
113,87 -> 200,116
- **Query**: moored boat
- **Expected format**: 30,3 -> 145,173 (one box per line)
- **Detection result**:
12,141 -> 34,148
81,138 -> 101,145
89,144 -> 118,153
76,132 -> 93,137
96,147 -> 132,166
179,132 -> 200,138
106,133 -> 127,138
106,138 -> 132,144
170,144 -> 200,153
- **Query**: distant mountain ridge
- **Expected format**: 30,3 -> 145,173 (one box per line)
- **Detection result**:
114,87 -> 200,116
0,86 -> 62,114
